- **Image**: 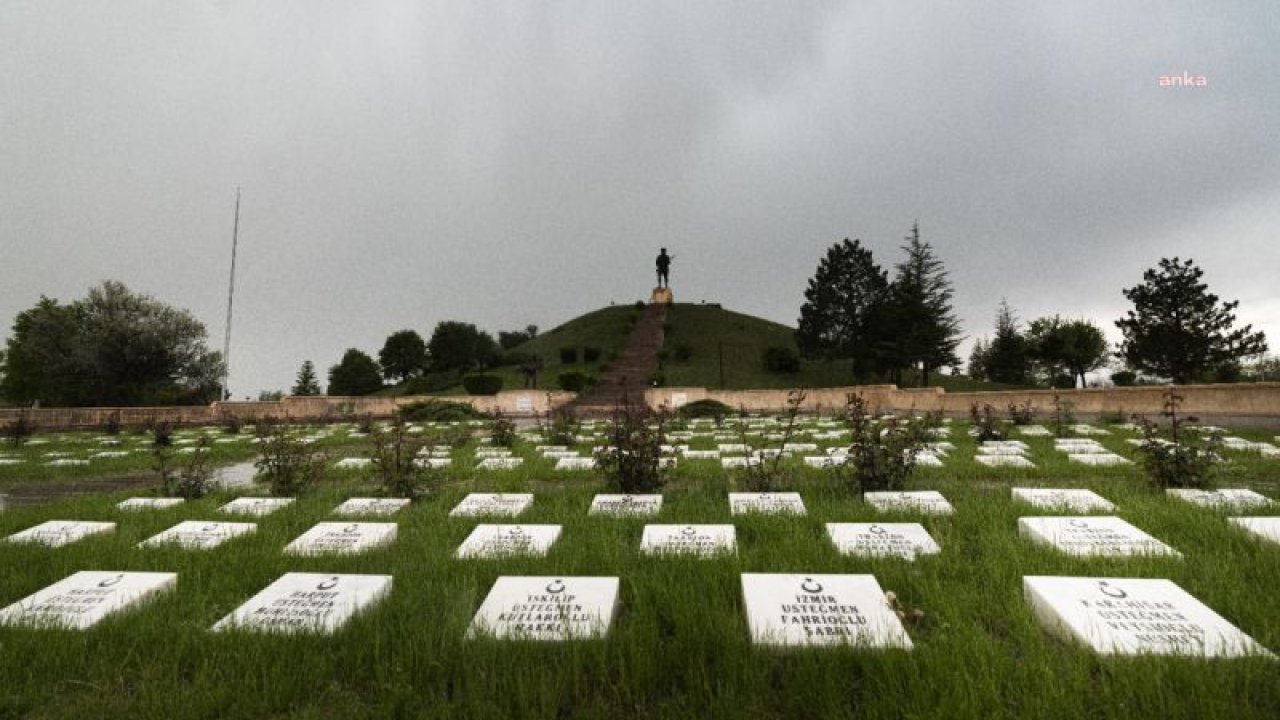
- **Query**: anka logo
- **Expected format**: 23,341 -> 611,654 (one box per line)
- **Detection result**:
1158,71 -> 1208,88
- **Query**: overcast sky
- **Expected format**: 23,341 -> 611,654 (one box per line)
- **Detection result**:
3,1 -> 1277,397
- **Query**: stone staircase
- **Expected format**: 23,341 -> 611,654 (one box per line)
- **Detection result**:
568,302 -> 668,417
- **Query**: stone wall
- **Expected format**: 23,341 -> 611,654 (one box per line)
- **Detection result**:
5,383 -> 1280,430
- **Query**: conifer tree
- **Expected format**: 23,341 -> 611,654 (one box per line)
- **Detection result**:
291,360 -> 321,396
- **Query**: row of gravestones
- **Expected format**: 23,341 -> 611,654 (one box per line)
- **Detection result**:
3,490 -> 1277,655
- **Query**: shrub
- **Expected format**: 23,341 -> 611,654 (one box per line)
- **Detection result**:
490,411 -> 517,448
154,436 -> 214,500
595,395 -> 667,494
558,371 -> 590,393
255,420 -> 328,497
357,413 -> 375,435
969,403 -> 1004,442
1006,401 -> 1036,426
559,347 -> 578,364
656,349 -> 671,364
541,407 -> 580,447
677,399 -> 732,421
462,373 -> 503,395
583,346 -> 601,363
1131,388 -> 1221,490
735,389 -> 806,492
149,420 -> 174,448
1051,392 -> 1076,437
673,343 -> 694,361
398,399 -> 481,422
1098,409 -> 1127,425
763,346 -> 800,374
2,412 -> 36,445
633,300 -> 645,310
102,411 -> 122,436
1111,371 -> 1137,387
367,418 -> 439,500
219,412 -> 243,435
836,394 -> 932,494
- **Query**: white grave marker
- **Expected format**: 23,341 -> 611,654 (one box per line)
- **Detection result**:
589,494 -> 663,517
555,457 -> 597,471
864,491 -> 954,516
1018,516 -> 1179,557
825,523 -> 941,560
639,524 -> 736,556
1023,576 -> 1273,658
1167,489 -> 1274,511
6,520 -> 115,548
333,498 -> 411,516
219,497 -> 294,516
467,576 -> 619,641
212,572 -> 392,634
1229,517 -> 1280,545
976,455 -> 1036,468
117,497 -> 184,511
729,492 -> 806,515
477,457 -> 524,470
449,493 -> 533,518
740,573 -> 912,648
455,524 -> 562,558
515,396 -> 534,413
0,571 -> 177,630
1011,488 -> 1116,513
139,521 -> 256,550
283,522 -> 398,556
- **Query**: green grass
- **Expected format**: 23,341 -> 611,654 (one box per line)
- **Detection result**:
1,421 -> 1278,718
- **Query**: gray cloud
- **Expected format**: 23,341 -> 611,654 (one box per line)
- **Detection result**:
2,1 -> 1276,396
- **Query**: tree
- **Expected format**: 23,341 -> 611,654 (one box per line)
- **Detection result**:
379,330 -> 427,382
0,282 -> 223,406
1116,257 -> 1268,384
984,300 -> 1031,385
292,360 -> 321,396
796,238 -> 892,380
427,321 -> 498,372
498,324 -> 539,350
327,349 -> 383,396
1026,316 -> 1109,388
967,338 -> 989,381
883,223 -> 962,386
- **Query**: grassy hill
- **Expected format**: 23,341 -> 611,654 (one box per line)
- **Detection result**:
394,302 -> 1027,394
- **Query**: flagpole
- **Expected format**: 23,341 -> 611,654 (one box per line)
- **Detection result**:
220,187 -> 241,402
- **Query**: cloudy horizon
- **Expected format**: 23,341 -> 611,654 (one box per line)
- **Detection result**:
3,1 -> 1277,397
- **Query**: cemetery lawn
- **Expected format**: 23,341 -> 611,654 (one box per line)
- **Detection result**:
1,425 -> 1279,718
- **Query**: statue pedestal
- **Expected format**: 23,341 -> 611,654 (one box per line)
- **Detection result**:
650,287 -> 673,304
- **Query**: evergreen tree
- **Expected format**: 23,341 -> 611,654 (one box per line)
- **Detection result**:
1116,257 -> 1267,384
885,223 -> 962,386
796,238 -> 892,380
327,349 -> 383,396
379,330 -> 428,382
967,338 -> 989,381
985,300 -> 1031,384
291,360 -> 321,396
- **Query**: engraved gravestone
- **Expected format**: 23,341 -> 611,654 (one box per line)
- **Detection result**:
450,493 -> 534,517
139,521 -> 256,550
1018,516 -> 1179,557
467,576 -> 619,641
640,524 -> 736,556
589,494 -> 663,517
1023,576 -> 1273,658
1011,488 -> 1116,513
864,491 -> 954,516
219,497 -> 294,516
212,572 -> 392,634
6,520 -> 115,548
1167,489 -> 1274,511
740,573 -> 912,648
283,522 -> 398,556
333,498 -> 411,516
455,524 -> 561,558
117,498 -> 184,511
0,571 -> 177,630
729,492 -> 806,515
825,523 -> 941,560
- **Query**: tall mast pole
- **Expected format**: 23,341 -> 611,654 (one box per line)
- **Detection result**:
220,187 -> 241,402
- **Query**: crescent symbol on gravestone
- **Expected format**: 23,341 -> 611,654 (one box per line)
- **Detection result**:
869,525 -> 887,535
1097,581 -> 1127,599
546,579 -> 566,594
97,574 -> 125,588
801,577 -> 824,594
317,577 -> 340,590
681,526 -> 697,536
